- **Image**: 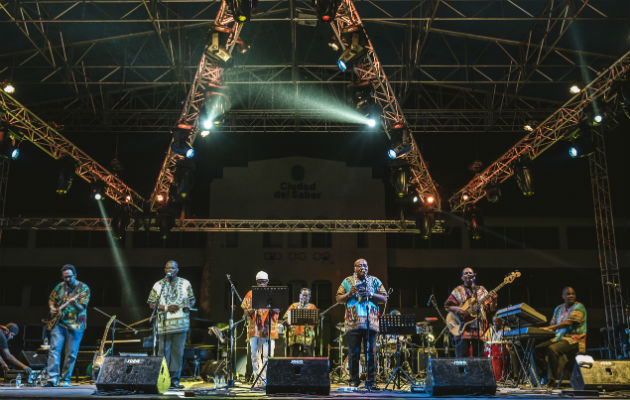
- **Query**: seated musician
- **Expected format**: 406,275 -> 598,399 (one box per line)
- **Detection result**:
445,267 -> 497,357
283,288 -> 317,357
534,286 -> 586,386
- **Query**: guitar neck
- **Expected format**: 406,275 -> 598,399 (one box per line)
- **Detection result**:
477,281 -> 507,304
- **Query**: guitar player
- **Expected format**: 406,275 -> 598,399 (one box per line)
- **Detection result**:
45,264 -> 90,387
444,267 -> 497,357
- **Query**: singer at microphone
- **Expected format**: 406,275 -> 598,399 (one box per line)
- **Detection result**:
147,260 -> 196,389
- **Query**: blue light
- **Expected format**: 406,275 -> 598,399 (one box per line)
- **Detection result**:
337,59 -> 347,72
568,146 -> 579,158
10,148 -> 19,160
387,148 -> 397,159
185,148 -> 195,159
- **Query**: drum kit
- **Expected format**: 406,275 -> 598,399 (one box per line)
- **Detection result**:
329,320 -> 440,383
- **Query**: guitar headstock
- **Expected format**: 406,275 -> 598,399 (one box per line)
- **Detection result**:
503,271 -> 521,284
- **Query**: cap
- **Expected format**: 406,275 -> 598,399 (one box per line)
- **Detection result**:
6,323 -> 19,335
255,271 -> 269,281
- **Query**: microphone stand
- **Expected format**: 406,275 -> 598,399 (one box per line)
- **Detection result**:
318,302 -> 342,356
151,275 -> 170,356
226,274 -> 243,388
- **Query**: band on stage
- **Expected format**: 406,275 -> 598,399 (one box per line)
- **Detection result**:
1,261 -> 588,390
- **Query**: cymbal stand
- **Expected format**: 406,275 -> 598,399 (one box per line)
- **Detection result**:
329,329 -> 347,383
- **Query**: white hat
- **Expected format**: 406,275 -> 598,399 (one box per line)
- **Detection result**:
256,271 -> 269,281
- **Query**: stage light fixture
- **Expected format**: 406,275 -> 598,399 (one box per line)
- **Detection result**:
200,129 -> 211,137
416,212 -> 435,240
387,125 -> 411,159
172,158 -> 196,201
312,0 -> 341,23
111,206 -> 131,241
593,114 -> 603,124
366,118 -> 377,127
226,0 -> 258,23
56,157 -> 76,195
235,38 -> 250,54
156,193 -> 165,203
567,131 -> 594,159
485,184 -> 501,203
327,36 -> 340,51
466,207 -> 483,240
514,163 -> 534,197
0,128 -> 19,160
171,123 -> 195,158
91,182 -> 105,201
2,82 -> 15,94
201,89 -> 230,130
412,195 -> 419,203
569,84 -> 580,94
461,193 -> 470,202
337,26 -> 367,71
205,28 -> 232,67
425,195 -> 435,205
392,168 -> 407,198
157,206 -> 176,240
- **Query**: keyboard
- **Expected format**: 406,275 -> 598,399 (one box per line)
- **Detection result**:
503,327 -> 555,340
496,303 -> 547,325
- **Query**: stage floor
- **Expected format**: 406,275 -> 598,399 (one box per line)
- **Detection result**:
0,382 -> 627,400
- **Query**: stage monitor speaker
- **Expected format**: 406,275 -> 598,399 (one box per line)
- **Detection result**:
266,357 -> 330,395
571,360 -> 630,391
425,357 -> 497,395
95,356 -> 170,394
20,350 -> 47,369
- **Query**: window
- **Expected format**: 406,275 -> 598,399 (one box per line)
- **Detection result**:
287,233 -> 307,248
263,233 -> 283,248
311,233 -> 332,248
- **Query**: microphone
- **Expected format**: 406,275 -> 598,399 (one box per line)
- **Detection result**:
426,294 -> 434,307
166,272 -> 172,278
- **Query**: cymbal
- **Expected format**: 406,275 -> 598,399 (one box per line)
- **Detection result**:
425,317 -> 438,323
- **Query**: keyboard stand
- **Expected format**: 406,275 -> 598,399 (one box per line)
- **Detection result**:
508,336 -> 542,388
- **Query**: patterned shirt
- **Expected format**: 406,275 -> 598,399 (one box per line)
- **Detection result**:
337,274 -> 386,332
49,281 -> 90,331
551,301 -> 587,352
147,277 -> 195,335
444,284 -> 495,339
241,290 -> 280,339
283,302 -> 317,346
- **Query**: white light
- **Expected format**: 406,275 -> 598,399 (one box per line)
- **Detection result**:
594,114 -> 603,123
387,149 -> 397,160
202,119 -> 213,130
366,118 -> 377,127
10,148 -> 19,160
200,130 -> 210,137
523,124 -> 534,132
185,148 -> 195,159
3,83 -> 15,94
94,193 -> 103,201
569,85 -> 580,94
412,195 -> 419,203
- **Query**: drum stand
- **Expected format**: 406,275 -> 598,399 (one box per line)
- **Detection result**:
384,335 -> 416,390
329,332 -> 347,383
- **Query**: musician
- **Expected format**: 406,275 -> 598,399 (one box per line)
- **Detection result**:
534,286 -> 586,386
336,258 -> 387,389
147,260 -> 195,389
45,264 -> 90,387
444,267 -> 497,357
283,288 -> 317,357
0,323 -> 32,376
241,271 -> 280,388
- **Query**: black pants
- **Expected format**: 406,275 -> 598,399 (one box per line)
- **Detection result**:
534,339 -> 578,381
454,337 -> 484,357
346,329 -> 377,385
288,344 -> 313,357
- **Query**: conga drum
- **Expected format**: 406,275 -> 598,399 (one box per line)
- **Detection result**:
484,341 -> 509,382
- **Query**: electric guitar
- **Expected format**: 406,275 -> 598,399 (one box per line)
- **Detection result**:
90,315 -> 116,381
445,271 -> 521,337
42,291 -> 88,331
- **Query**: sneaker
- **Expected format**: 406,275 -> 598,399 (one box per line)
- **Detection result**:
44,381 -> 56,387
170,382 -> 184,389
60,382 -> 72,387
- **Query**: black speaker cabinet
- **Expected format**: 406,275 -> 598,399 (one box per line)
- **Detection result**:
95,356 -> 170,394
20,350 -> 47,369
266,357 -> 330,395
571,360 -> 630,391
425,357 -> 497,395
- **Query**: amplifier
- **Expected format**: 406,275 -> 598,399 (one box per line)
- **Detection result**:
425,357 -> 497,395
266,357 -> 330,395
95,356 -> 170,394
571,360 -> 630,391
20,350 -> 48,369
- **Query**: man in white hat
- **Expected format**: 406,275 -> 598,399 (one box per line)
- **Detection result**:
241,271 -> 279,387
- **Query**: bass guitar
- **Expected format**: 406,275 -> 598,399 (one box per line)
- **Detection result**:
42,291 -> 88,331
445,271 -> 521,337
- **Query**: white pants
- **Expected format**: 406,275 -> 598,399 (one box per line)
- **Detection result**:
250,336 -> 275,384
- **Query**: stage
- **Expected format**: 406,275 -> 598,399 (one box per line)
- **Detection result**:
0,382 -> 627,400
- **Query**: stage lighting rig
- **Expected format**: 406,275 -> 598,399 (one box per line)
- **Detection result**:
171,158 -> 196,202
392,167 -> 408,198
312,0 -> 341,23
226,0 -> 258,22
91,182 -> 105,201
205,27 -> 233,67
568,129 -> 595,159
387,125 -> 411,159
200,89 -> 230,131
514,162 -> 534,197
56,157 -> 76,195
1,81 -> 15,94
466,207 -> 483,240
171,123 -> 195,159
337,26 -> 367,72
157,206 -> 177,239
111,206 -> 131,241
416,212 -> 435,240
0,127 -> 19,160
485,184 -> 501,203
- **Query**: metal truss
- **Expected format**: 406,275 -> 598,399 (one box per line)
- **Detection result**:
0,217 -> 419,233
0,91 -> 145,210
331,0 -> 440,208
589,126 -> 628,359
449,51 -> 630,211
0,158 -> 8,243
150,1 -> 243,209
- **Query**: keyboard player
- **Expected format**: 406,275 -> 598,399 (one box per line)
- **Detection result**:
534,287 -> 587,386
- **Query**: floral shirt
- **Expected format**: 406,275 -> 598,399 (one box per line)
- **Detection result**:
337,274 -> 386,332
147,277 -> 195,335
49,281 -> 90,331
444,284 -> 495,339
241,290 -> 280,339
283,302 -> 317,346
551,301 -> 587,352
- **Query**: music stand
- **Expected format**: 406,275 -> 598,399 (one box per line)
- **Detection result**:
250,286 -> 288,388
380,314 -> 416,390
288,308 -> 318,326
